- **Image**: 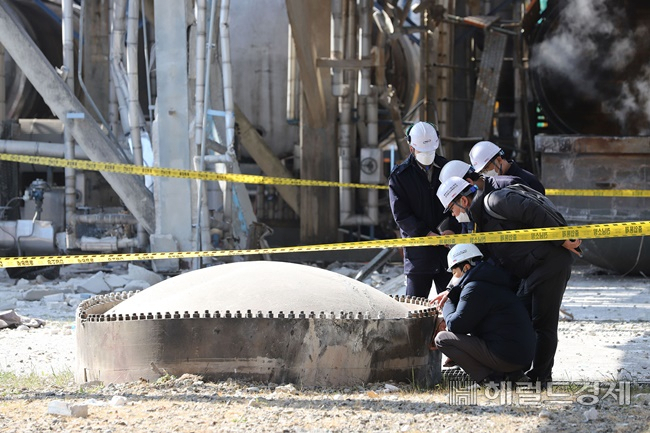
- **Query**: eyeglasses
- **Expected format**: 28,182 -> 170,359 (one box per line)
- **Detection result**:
477,158 -> 496,174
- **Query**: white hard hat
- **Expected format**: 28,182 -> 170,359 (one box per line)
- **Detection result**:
469,141 -> 502,172
439,160 -> 472,183
437,176 -> 471,212
407,122 -> 440,153
447,243 -> 483,272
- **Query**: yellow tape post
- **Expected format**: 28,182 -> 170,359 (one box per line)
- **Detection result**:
0,221 -> 647,269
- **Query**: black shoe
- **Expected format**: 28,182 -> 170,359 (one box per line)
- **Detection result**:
442,366 -> 472,383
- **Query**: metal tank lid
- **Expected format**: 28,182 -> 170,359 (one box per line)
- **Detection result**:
107,261 -> 414,319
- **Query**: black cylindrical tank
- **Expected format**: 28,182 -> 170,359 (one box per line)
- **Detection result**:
529,0 -> 650,135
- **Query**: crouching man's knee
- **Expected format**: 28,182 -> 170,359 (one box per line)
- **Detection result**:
434,330 -> 455,348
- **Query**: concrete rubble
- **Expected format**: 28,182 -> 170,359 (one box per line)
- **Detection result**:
47,400 -> 88,418
0,263 -> 155,317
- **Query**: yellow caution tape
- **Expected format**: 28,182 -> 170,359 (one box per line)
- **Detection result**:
545,189 -> 650,197
0,221 -> 647,268
0,153 -> 386,190
2,153 -> 648,196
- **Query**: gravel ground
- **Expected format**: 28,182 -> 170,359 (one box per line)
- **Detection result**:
1,320 -> 649,432
1,372 -> 650,433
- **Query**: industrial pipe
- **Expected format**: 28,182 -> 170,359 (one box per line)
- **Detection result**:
220,0 -> 235,152
126,0 -> 148,250
126,0 -> 143,168
109,0 -> 127,136
79,235 -> 139,252
75,213 -> 139,225
357,0 -> 371,96
194,0 -> 219,268
0,44 -> 5,119
286,25 -> 299,123
331,0 -> 344,96
109,0 -> 131,137
62,0 -> 76,245
194,0 -> 207,155
0,139 -> 88,159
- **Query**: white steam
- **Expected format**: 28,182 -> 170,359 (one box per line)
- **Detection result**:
531,0 -> 650,134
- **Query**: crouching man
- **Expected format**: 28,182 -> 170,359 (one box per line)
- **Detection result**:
433,244 -> 535,384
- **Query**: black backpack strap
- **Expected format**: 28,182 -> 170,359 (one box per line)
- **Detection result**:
483,191 -> 507,220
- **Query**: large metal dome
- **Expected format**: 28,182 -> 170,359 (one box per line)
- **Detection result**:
76,261 -> 440,387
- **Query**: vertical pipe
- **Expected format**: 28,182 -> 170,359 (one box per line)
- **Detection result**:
286,25 -> 299,122
338,89 -> 352,219
331,0 -> 344,96
62,0 -> 76,240
0,44 -> 5,120
111,0 -> 130,137
127,0 -> 146,249
366,85 -> 379,223
220,0 -> 235,152
194,0 -> 207,154
420,6 -> 429,121
357,0 -> 371,96
194,0 -> 218,268
193,0 -> 207,267
127,0 -> 142,167
108,1 -> 119,136
140,0 -> 153,123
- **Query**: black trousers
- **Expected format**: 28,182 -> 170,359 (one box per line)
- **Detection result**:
435,331 -> 527,383
406,272 -> 452,298
519,248 -> 573,384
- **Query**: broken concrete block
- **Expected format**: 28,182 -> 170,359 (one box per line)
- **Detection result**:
47,400 -> 88,418
0,293 -> 17,310
77,272 -> 111,295
127,264 -> 163,285
110,395 -> 127,406
46,301 -> 72,311
42,293 -> 66,302
23,288 -> 68,301
122,280 -> 151,292
104,274 -> 129,290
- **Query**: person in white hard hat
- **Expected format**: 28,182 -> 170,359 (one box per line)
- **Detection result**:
469,141 -> 545,195
433,244 -> 535,384
388,122 -> 461,299
438,160 -> 533,234
435,176 -> 582,389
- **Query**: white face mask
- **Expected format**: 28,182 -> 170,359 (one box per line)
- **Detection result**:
482,169 -> 498,177
456,211 -> 471,223
415,152 -> 435,166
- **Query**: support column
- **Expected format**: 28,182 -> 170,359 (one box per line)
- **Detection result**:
151,0 -> 193,267
286,0 -> 338,244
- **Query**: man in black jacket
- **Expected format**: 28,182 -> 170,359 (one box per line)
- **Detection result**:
388,122 -> 461,298
436,176 -> 582,387
438,159 -> 528,234
469,141 -> 545,195
434,244 -> 535,384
